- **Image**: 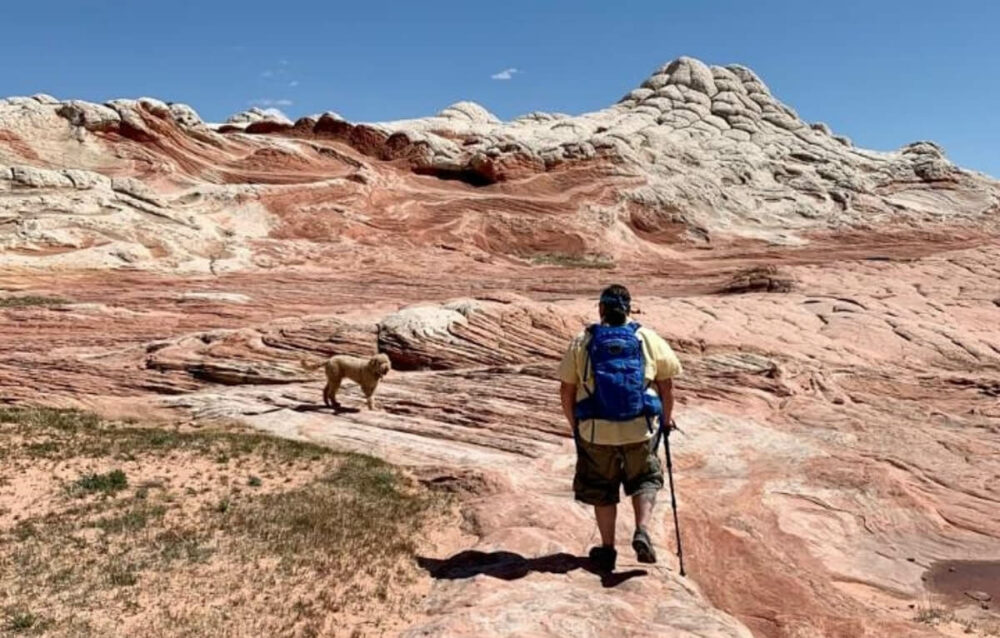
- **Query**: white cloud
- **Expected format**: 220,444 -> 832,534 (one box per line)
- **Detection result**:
261,64 -> 292,78
289,80 -> 300,87
250,98 -> 293,107
491,67 -> 519,80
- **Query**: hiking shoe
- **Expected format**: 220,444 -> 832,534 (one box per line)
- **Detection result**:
632,528 -> 657,564
588,545 -> 617,573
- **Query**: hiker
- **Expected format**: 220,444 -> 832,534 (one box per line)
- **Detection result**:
558,284 -> 682,573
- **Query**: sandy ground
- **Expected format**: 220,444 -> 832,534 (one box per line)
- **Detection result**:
0,412 -> 459,637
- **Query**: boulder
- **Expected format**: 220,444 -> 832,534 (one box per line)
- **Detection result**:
56,100 -> 122,131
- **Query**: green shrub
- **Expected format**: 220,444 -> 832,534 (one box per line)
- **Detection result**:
73,470 -> 128,496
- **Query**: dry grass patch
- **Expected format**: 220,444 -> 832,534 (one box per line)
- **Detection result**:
530,253 -> 615,269
0,295 -> 70,308
2,607 -> 52,635
0,407 -> 442,637
914,606 -> 1000,636
719,265 -> 795,294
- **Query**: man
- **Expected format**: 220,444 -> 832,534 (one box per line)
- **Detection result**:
558,284 -> 682,573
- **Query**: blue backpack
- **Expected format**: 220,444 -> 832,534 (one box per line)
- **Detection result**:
574,322 -> 662,425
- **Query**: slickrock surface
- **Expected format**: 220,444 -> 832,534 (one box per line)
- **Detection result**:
2,58 -> 999,636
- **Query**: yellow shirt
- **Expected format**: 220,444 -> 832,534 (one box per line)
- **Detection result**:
558,325 -> 682,445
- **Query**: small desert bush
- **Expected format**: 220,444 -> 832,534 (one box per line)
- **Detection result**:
72,470 -> 128,496
3,608 -> 41,633
914,606 -> 954,625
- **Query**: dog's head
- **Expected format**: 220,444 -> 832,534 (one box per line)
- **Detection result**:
368,353 -> 391,378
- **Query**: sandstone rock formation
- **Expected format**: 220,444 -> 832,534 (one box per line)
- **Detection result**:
2,56 -> 996,273
224,106 -> 294,128
2,57 -> 999,637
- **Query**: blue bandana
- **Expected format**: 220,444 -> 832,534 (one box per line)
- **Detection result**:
599,292 -> 630,313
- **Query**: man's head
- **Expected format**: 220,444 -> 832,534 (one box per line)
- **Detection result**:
598,284 -> 631,326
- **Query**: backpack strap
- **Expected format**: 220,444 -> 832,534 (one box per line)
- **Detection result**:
629,322 -> 654,390
581,324 -> 599,391
630,322 -> 661,434
580,324 -> 600,442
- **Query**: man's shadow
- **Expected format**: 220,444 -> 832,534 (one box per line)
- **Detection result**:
417,550 -> 647,589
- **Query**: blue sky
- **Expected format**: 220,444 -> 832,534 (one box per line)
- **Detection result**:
4,0 -> 998,176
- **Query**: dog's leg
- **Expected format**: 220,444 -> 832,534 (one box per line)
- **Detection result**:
360,378 -> 378,410
327,374 -> 343,409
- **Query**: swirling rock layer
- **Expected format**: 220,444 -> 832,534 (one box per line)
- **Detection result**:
2,57 -> 997,273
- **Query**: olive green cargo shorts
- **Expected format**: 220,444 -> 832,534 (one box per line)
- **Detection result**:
573,435 -> 664,506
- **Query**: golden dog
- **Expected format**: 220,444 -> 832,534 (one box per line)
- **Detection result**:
301,353 -> 391,410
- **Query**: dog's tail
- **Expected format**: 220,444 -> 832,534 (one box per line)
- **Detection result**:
300,357 -> 327,372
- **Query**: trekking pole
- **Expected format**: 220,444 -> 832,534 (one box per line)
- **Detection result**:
663,419 -> 686,576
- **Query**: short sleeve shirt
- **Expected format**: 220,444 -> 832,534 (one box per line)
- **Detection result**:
558,325 -> 682,445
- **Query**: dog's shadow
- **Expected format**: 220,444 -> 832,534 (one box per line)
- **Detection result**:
291,403 -> 361,415
416,550 -> 647,589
